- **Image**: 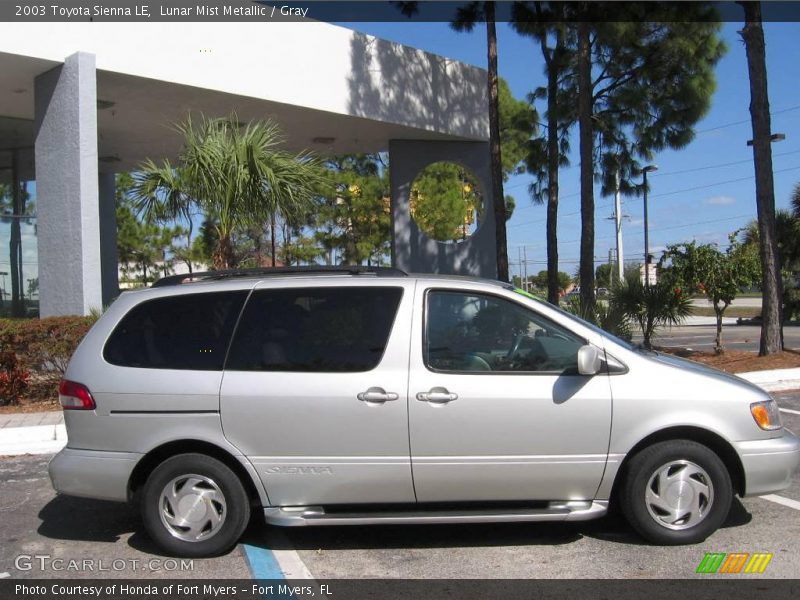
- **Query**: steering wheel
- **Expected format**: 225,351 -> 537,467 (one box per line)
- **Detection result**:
506,333 -> 528,361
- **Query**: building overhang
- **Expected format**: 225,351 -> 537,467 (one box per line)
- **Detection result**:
0,20 -> 489,179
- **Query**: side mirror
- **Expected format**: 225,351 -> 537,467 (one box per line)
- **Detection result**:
577,345 -> 603,376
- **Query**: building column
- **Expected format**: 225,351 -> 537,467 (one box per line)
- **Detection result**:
98,172 -> 119,306
34,52 -> 101,316
389,140 -> 497,278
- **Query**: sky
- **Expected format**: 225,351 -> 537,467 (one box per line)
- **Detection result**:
344,18 -> 800,280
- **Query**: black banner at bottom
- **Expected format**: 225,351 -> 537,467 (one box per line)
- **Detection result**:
2,579 -> 799,600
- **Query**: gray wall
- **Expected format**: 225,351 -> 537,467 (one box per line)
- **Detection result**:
389,139 -> 497,278
34,52 -> 101,316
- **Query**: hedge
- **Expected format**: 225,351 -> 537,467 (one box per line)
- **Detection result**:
0,316 -> 96,405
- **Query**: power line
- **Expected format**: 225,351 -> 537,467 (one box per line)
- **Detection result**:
646,165 -> 800,200
694,104 -> 800,134
650,149 -> 800,178
505,103 -> 800,199
514,213 -> 754,254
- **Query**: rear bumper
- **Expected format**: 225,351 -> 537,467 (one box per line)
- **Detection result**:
48,448 -> 141,502
736,430 -> 800,497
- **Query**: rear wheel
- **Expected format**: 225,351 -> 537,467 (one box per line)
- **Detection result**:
141,453 -> 250,557
621,440 -> 732,545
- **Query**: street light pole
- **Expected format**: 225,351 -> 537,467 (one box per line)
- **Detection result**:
642,165 -> 658,288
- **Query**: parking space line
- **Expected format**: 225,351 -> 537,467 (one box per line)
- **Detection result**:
242,543 -> 285,579
760,494 -> 800,511
242,535 -> 314,581
779,408 -> 800,415
266,530 -> 314,580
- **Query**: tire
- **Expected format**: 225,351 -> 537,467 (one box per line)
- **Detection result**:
620,440 -> 732,545
141,453 -> 250,557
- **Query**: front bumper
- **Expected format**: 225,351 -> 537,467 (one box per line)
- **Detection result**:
736,429 -> 800,497
48,448 -> 141,503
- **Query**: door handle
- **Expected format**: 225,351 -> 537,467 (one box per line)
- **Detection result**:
357,387 -> 399,403
416,387 -> 458,404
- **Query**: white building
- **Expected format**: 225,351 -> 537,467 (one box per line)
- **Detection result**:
0,19 -> 493,316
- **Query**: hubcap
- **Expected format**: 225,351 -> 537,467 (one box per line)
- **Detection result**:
159,474 -> 227,542
644,460 -> 714,530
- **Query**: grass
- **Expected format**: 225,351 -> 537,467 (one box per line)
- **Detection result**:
690,306 -> 761,319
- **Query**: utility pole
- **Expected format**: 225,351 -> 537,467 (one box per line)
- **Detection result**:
614,171 -> 624,283
522,246 -> 528,291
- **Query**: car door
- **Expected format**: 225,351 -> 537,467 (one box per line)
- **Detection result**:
220,279 -> 416,507
408,285 -> 612,503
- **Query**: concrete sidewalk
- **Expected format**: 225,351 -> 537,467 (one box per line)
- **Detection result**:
0,410 -> 66,456
1,365 -> 799,457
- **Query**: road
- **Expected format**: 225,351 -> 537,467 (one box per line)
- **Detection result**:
635,324 -> 800,353
0,394 -> 798,581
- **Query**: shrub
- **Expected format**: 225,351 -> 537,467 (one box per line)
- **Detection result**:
611,276 -> 692,349
0,316 -> 96,403
0,351 -> 30,406
563,295 -> 632,341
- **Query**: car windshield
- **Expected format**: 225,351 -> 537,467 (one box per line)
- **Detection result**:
511,287 -> 636,351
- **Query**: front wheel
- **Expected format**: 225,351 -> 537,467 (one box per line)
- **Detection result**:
141,453 -> 250,557
621,440 -> 732,545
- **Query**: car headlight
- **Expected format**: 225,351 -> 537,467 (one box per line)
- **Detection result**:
750,399 -> 783,431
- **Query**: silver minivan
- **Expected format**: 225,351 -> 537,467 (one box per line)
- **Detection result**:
49,268 -> 800,557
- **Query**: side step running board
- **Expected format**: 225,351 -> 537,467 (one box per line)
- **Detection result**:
264,501 -> 608,527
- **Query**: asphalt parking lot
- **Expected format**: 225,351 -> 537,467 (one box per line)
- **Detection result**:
1,394 -> 798,581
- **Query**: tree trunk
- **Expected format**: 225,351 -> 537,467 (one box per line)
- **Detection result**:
214,234 -> 235,270
577,20 -> 596,316
270,213 -> 277,267
740,1 -> 782,355
186,221 -> 193,275
485,2 -> 509,282
714,302 -> 727,354
544,32 -> 561,306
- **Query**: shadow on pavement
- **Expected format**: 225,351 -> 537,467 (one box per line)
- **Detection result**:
37,495 -> 139,544
36,494 -> 228,557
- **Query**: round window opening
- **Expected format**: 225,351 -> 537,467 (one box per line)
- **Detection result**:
410,162 -> 485,243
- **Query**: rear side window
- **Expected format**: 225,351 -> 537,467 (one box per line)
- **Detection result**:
226,287 -> 403,372
104,291 -> 248,370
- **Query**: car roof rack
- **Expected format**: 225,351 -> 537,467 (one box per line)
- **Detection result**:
151,266 -> 408,287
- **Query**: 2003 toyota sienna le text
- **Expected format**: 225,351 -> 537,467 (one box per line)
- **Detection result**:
48,267 -> 800,557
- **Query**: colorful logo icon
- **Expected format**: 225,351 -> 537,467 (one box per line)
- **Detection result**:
696,552 -> 773,574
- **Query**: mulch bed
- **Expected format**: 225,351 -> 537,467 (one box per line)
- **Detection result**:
657,347 -> 800,374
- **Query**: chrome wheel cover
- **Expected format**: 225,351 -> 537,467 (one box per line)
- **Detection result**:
644,460 -> 714,530
158,474 -> 227,542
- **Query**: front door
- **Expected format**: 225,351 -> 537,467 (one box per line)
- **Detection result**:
221,280 -> 415,507
408,286 -> 612,503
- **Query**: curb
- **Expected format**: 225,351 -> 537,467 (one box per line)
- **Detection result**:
1,366 -> 799,456
0,424 -> 66,457
738,368 -> 800,393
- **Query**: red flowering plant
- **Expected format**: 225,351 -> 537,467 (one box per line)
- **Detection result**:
0,351 -> 30,406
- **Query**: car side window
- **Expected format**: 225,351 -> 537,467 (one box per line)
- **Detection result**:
103,291 -> 248,370
226,287 -> 403,373
425,290 -> 584,374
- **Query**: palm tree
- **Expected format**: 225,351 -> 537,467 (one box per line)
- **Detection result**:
739,0 -> 782,354
131,162 -> 196,271
133,114 -> 326,270
512,2 -> 572,306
